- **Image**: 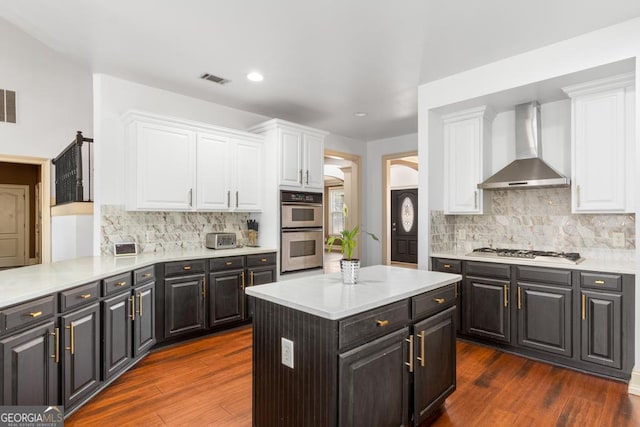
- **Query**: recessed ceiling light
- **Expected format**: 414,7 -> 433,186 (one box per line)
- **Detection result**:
247,72 -> 264,82
354,112 -> 367,117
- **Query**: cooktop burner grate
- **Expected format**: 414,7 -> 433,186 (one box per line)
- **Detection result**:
469,247 -> 584,264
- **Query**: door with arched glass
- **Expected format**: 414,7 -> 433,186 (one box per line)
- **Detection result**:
391,189 -> 418,263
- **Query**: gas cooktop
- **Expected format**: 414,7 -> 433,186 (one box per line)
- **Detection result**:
467,247 -> 585,265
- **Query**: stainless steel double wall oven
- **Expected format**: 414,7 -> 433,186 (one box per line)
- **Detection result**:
280,191 -> 323,273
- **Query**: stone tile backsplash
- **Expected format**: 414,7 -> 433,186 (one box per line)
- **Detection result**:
101,204 -> 254,255
430,188 -> 635,261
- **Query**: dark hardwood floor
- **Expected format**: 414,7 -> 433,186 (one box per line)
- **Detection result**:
67,326 -> 640,426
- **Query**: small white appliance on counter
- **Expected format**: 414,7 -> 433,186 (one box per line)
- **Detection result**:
206,233 -> 237,249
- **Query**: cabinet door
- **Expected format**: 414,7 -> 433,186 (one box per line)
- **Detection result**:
572,89 -> 627,212
517,283 -> 572,357
234,138 -> 263,211
303,133 -> 324,190
339,327 -> 410,427
444,117 -> 483,214
0,321 -> 58,405
280,129 -> 303,187
62,302 -> 100,409
133,121 -> 196,210
164,275 -> 205,339
413,306 -> 456,425
465,276 -> 510,343
580,291 -> 622,369
102,292 -> 132,380
133,282 -> 156,357
208,270 -> 244,327
196,132 -> 230,210
246,266 -> 276,320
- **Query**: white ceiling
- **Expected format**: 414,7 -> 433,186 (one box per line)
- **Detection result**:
1,0 -> 639,140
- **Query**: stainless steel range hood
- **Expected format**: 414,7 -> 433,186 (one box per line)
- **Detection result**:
478,102 -> 570,190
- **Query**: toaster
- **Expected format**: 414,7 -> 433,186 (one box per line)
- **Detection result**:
206,232 -> 237,249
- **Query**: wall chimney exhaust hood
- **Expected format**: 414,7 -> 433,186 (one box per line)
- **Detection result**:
478,102 -> 569,190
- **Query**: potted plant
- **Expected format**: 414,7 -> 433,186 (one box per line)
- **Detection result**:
326,205 -> 378,284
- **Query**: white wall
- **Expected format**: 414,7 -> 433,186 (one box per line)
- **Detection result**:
418,17 -> 640,374
390,165 -> 418,189
51,215 -> 93,262
364,133 -> 418,266
0,18 -> 93,158
92,74 -> 271,254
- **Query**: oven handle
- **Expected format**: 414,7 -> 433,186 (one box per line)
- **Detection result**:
281,202 -> 323,208
281,228 -> 324,233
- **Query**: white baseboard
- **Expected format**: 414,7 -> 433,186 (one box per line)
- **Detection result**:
628,369 -> 640,395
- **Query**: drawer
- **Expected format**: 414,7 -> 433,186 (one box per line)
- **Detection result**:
433,258 -> 462,274
102,272 -> 133,296
246,253 -> 276,267
339,300 -> 409,350
517,266 -> 571,287
466,261 -> 511,279
60,281 -> 100,312
134,265 -> 155,285
412,284 -> 456,320
210,256 -> 245,271
580,272 -> 622,292
165,259 -> 206,277
0,295 -> 56,333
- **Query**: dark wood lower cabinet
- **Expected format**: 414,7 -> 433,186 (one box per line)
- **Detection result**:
102,292 -> 132,380
339,327 -> 410,427
0,320 -> 58,405
465,276 -> 510,343
164,275 -> 205,339
581,290 -> 622,369
208,270 -> 244,327
413,306 -> 456,425
62,302 -> 100,409
133,282 -> 156,357
517,283 -> 572,357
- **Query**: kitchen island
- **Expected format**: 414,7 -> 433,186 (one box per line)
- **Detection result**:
246,265 -> 462,427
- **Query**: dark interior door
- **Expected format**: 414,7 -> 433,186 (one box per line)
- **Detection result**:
391,189 -> 418,263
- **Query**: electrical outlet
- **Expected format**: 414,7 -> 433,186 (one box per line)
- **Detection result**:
612,232 -> 625,248
458,229 -> 466,240
281,337 -> 294,369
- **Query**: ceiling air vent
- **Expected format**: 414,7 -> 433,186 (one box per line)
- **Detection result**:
0,89 -> 16,123
200,73 -> 230,85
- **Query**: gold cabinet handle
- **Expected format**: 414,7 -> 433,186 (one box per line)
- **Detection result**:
517,287 -> 521,310
454,283 -> 458,298
183,266 -> 192,271
202,277 -> 206,299
250,271 -> 255,286
116,281 -> 127,287
225,261 -> 233,266
503,285 -> 508,307
28,311 -> 43,318
416,331 -> 426,367
241,272 -> 245,290
261,258 -> 267,263
594,280 -> 605,285
50,327 -> 59,363
582,294 -> 586,320
137,293 -> 143,317
129,296 -> 135,320
434,298 -> 445,304
79,294 -> 92,299
376,319 -> 389,327
142,273 -> 152,278
405,335 -> 414,373
443,264 -> 451,269
65,322 -> 75,355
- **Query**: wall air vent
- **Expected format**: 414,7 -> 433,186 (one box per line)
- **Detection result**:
0,89 -> 16,123
200,73 -> 231,85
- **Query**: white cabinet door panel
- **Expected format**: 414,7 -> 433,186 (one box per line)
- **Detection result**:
234,138 -> 263,211
303,134 -> 324,191
196,133 -> 230,211
280,130 -> 303,187
444,118 -> 482,214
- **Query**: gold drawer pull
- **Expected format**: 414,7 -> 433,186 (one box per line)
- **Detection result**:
443,264 -> 451,268
434,298 -> 445,304
594,280 -> 605,285
143,273 -> 151,278
504,284 -> 509,307
129,296 -> 135,320
137,293 -> 143,317
376,319 -> 389,327
582,294 -> 586,320
225,261 -> 233,266
79,294 -> 92,299
66,322 -> 75,355
261,258 -> 267,262
417,331 -> 426,367
50,327 -> 59,363
29,311 -> 43,318
183,266 -> 192,270
250,271 -> 255,286
116,281 -> 127,287
517,287 -> 521,310
241,272 -> 245,290
405,336 -> 414,373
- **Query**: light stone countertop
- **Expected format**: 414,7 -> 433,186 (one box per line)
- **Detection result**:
0,247 -> 277,309
430,251 -> 636,275
245,265 -> 462,320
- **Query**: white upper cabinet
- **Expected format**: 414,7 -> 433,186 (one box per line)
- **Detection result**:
563,73 -> 635,213
442,106 -> 494,214
250,119 -> 328,192
125,112 -> 264,212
